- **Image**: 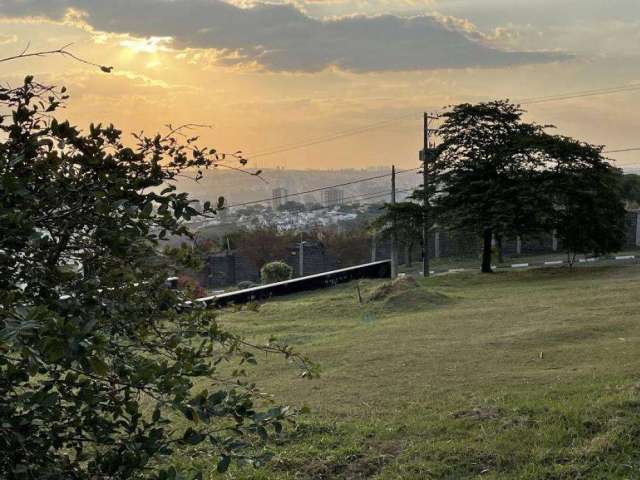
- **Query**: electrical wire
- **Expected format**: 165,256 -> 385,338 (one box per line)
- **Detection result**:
604,147 -> 640,154
243,83 -> 640,161
226,167 -> 419,209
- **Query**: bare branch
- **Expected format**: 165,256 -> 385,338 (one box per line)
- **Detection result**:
213,162 -> 268,183
161,123 -> 213,141
0,43 -> 113,73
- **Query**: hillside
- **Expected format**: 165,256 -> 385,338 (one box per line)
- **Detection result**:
177,264 -> 640,479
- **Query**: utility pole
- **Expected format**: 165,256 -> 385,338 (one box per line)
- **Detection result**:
421,112 -> 434,278
390,165 -> 398,278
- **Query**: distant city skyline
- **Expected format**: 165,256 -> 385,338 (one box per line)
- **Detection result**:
1,1 -> 639,170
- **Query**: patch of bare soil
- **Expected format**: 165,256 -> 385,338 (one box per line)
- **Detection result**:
296,443 -> 401,480
451,406 -> 502,421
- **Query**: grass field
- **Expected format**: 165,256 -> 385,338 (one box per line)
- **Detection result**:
181,264 -> 640,479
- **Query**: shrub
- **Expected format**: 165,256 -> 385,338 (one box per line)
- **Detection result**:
261,261 -> 293,284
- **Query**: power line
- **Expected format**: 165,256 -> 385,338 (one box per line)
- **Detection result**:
249,112 -> 418,158
244,83 -> 640,161
604,147 -> 640,154
226,167 -> 419,209
520,84 -> 640,105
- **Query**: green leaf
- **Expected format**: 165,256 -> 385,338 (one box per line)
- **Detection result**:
217,455 -> 231,473
182,427 -> 205,445
88,356 -> 108,376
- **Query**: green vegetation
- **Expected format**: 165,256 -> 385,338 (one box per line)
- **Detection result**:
261,261 -> 294,283
197,264 -> 640,478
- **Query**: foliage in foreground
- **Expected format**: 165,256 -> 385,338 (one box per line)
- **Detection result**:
0,78 -> 313,479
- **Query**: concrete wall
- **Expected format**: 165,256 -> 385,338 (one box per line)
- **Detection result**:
201,241 -> 336,289
200,251 -> 260,289
288,241 -> 336,277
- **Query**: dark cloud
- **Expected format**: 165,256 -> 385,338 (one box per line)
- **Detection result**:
0,0 -> 570,72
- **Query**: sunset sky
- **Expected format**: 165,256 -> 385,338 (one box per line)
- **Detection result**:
1,0 -> 639,170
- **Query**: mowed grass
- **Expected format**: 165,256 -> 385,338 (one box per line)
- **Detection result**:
185,264 -> 640,479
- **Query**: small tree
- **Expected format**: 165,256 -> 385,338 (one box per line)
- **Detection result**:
261,261 -> 293,283
371,201 -> 423,266
0,78 -> 313,479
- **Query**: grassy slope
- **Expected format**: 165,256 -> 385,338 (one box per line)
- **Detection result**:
192,265 -> 640,479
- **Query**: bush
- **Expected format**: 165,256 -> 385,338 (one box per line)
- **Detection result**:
261,261 -> 293,284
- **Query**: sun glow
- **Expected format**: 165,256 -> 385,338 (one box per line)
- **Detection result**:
119,36 -> 172,54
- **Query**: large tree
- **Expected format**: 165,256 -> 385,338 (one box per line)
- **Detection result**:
0,78 -> 313,479
432,101 -> 551,272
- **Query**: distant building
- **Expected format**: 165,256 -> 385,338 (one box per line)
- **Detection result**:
303,193 -> 319,206
272,187 -> 288,210
322,188 -> 344,208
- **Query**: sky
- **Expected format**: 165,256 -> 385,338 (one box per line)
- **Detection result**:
1,0 -> 639,170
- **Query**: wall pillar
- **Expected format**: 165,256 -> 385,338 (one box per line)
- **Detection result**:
371,234 -> 377,262
516,236 -> 522,255
636,213 -> 640,247
434,231 -> 441,258
552,230 -> 558,252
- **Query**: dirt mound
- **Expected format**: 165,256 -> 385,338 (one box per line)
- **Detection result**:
367,275 -> 451,310
384,288 -> 450,310
368,275 -> 419,301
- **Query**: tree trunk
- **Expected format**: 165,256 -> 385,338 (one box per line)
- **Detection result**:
481,228 -> 493,273
405,243 -> 412,267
